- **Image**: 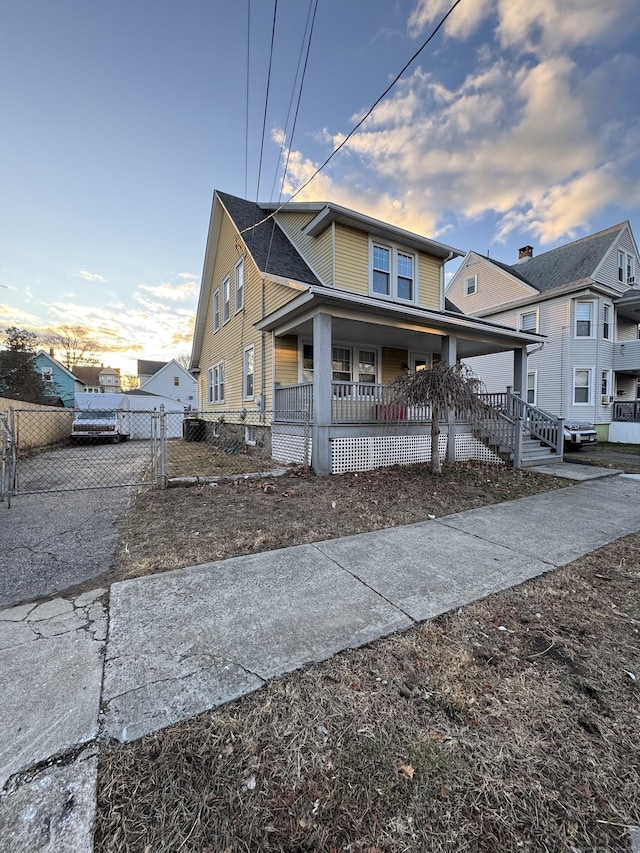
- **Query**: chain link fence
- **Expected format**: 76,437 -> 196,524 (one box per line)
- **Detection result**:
1,407 -> 311,504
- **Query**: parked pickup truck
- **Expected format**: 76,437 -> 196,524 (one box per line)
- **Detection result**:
71,409 -> 131,443
563,422 -> 598,448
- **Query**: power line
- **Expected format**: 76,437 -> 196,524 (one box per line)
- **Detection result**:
268,0 -> 316,203
243,0 -> 251,199
255,0 -> 278,203
278,0 -> 318,203
240,0 -> 463,236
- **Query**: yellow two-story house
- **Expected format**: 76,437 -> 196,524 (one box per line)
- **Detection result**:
190,191 -> 549,474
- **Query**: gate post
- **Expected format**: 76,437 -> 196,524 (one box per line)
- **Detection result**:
159,405 -> 167,490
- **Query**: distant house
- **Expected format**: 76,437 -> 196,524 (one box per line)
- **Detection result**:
137,359 -> 167,386
34,349 -> 86,407
72,365 -> 122,394
137,358 -> 196,406
446,221 -> 640,442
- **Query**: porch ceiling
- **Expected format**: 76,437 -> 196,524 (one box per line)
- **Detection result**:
615,291 -> 640,321
281,316 -> 518,357
257,287 -> 541,358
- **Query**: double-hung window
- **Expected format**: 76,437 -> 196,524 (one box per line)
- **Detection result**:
222,275 -> 230,324
527,371 -> 537,405
573,368 -> 592,404
520,309 -> 538,333
603,303 -> 611,339
619,251 -> 635,284
243,345 -> 254,399
332,347 -> 352,382
302,344 -> 378,388
213,288 -> 220,332
370,242 -> 416,303
601,369 -> 612,403
235,259 -> 244,312
575,301 -> 594,338
208,361 -> 224,404
465,275 -> 477,296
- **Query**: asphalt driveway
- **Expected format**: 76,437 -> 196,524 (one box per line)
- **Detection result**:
0,441 -> 151,608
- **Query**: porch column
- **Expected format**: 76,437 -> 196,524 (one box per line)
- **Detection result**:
312,312 -> 332,475
440,335 -> 457,366
513,346 -> 528,399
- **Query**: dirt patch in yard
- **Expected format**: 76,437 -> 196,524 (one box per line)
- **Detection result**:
95,532 -> 640,852
113,463 -> 567,584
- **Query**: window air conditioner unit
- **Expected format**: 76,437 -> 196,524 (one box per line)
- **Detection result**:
629,275 -> 636,284
601,395 -> 610,405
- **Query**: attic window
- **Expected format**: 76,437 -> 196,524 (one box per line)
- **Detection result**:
465,275 -> 477,296
42,368 -> 53,381
520,310 -> 538,333
173,376 -> 180,386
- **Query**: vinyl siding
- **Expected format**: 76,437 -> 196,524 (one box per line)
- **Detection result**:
198,209 -> 297,413
275,211 -> 332,285
617,317 -> 639,341
381,347 -> 407,383
447,254 -> 536,314
418,254 -> 440,310
334,224 -> 369,294
596,227 -> 638,292
274,335 -> 299,386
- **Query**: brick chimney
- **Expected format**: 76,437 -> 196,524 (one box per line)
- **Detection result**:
518,245 -> 534,261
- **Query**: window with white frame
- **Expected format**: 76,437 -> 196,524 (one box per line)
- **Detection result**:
302,343 -> 314,382
575,301 -> 594,337
208,361 -> 224,404
213,288 -> 220,332
235,258 -> 244,312
173,376 -> 180,386
619,251 -> 635,284
302,344 -> 379,387
222,275 -> 230,324
573,368 -> 592,404
520,309 -> 538,334
527,371 -> 537,405
243,345 -> 254,399
601,369 -> 612,403
370,242 -> 416,302
465,275 -> 477,296
603,303 -> 611,339
41,368 -> 53,381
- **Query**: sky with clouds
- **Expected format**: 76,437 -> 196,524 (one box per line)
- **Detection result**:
1,0 -> 639,373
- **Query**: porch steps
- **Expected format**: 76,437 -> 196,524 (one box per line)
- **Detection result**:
518,437 -> 563,468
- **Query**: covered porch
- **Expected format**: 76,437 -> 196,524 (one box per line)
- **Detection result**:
257,287 -> 559,474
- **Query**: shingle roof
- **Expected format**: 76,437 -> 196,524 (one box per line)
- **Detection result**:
137,359 -> 166,377
217,191 -> 322,286
484,223 -> 626,293
71,365 -> 101,385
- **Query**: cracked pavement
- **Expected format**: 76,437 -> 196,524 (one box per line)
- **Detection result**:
1,472 -> 639,850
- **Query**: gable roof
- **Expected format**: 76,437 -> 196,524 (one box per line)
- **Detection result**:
71,365 -> 101,385
217,192 -> 322,285
484,222 -> 628,293
35,350 -> 85,384
137,359 -> 167,377
140,358 -> 195,389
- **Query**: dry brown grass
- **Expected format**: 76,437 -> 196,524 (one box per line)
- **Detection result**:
95,533 -> 640,852
112,462 -> 567,584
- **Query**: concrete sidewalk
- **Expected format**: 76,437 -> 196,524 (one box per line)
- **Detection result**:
1,469 -> 639,850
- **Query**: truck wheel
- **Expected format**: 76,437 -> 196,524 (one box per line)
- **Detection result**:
112,435 -> 121,444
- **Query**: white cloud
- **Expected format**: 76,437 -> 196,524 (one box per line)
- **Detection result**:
138,280 -> 198,302
75,270 -> 107,282
177,272 -> 198,280
278,0 -> 640,248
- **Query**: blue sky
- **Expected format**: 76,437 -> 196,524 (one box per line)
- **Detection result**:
2,0 -> 639,374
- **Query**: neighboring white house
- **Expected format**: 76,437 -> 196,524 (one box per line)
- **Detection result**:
75,390 -> 187,439
446,222 -> 640,442
137,359 -> 197,406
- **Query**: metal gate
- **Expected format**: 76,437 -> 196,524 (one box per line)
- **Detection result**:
0,407 -> 172,506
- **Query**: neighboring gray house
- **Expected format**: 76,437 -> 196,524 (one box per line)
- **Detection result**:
137,358 -> 196,406
446,222 -> 640,442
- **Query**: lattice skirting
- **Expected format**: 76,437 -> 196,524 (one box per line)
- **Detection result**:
272,427 -> 312,465
331,432 -> 503,474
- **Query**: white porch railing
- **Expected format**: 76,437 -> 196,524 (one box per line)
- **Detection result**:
274,383 -> 313,422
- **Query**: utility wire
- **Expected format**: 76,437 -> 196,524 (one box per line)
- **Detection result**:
268,0 -> 316,203
264,0 -> 318,274
240,0 -> 463,236
278,0 -> 318,203
243,0 -> 251,199
255,0 -> 278,203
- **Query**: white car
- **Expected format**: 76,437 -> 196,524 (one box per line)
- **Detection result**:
563,422 -> 597,449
